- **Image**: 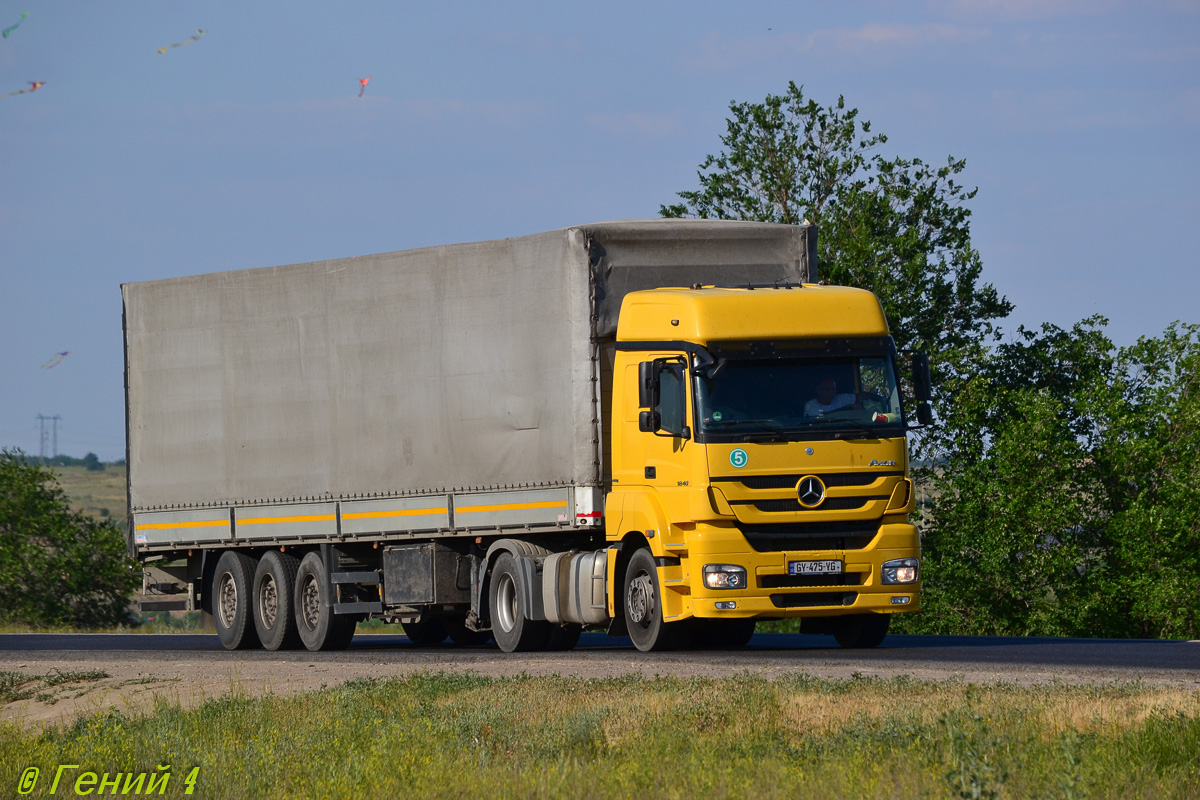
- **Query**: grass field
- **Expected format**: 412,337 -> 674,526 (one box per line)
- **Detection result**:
2,673 -> 1198,799
50,464 -> 128,527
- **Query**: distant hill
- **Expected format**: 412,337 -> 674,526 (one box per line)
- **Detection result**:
51,463 -> 128,528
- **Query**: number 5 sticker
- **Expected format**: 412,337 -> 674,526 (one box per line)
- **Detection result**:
729,448 -> 748,469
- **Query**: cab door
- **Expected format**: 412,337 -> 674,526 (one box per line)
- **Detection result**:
616,355 -> 696,532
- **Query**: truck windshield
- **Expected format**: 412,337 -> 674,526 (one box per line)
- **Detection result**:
695,347 -> 905,440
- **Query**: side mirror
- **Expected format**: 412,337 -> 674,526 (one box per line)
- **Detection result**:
911,352 -> 933,402
916,402 -> 934,426
639,410 -> 660,433
638,361 -> 659,409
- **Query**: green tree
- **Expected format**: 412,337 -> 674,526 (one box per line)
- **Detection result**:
0,449 -> 137,628
661,81 -> 1012,361
1096,324 -> 1200,638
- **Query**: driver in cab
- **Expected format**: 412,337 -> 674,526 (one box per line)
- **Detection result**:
804,377 -> 857,417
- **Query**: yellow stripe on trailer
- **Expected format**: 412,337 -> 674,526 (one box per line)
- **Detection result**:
238,514 -> 336,526
456,500 -> 567,514
135,519 -> 228,531
342,508 -> 444,521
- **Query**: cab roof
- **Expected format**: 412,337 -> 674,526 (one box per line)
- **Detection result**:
616,284 -> 890,343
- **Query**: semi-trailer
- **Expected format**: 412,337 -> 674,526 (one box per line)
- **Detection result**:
125,219 -> 930,652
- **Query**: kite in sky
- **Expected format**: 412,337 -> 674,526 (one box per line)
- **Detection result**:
41,351 -> 69,369
2,12 -> 28,38
157,28 -> 206,54
358,77 -> 371,97
1,81 -> 44,99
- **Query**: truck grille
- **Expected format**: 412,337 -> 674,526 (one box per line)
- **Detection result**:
746,496 -> 882,513
718,471 -> 902,490
770,592 -> 858,608
739,522 -> 879,553
759,572 -> 865,589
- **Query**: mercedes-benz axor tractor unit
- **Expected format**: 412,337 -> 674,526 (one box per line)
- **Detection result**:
125,219 -> 931,652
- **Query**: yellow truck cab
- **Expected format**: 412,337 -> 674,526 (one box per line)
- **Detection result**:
607,284 -> 923,650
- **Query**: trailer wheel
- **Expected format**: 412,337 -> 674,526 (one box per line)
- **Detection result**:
253,551 -> 302,651
213,551 -> 261,651
833,613 -> 890,649
401,619 -> 447,647
294,551 -> 356,651
488,552 -> 550,652
623,548 -> 682,652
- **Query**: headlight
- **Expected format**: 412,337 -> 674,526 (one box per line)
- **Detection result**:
703,564 -> 747,590
882,558 -> 919,585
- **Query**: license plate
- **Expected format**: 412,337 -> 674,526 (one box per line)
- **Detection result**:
788,560 -> 843,575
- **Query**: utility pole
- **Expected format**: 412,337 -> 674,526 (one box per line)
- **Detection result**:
35,414 -> 62,463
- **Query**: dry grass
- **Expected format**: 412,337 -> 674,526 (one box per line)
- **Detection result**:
51,464 -> 128,527
2,672 -> 1199,797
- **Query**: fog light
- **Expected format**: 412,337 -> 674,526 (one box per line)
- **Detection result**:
704,564 -> 747,590
715,601 -> 737,610
891,596 -> 911,605
882,558 -> 919,585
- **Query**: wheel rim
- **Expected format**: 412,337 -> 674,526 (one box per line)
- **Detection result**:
258,574 -> 278,630
217,572 -> 238,629
627,570 -> 654,632
300,574 -> 321,632
495,572 -> 517,633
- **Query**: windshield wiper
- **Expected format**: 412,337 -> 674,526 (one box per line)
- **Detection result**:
795,418 -> 883,439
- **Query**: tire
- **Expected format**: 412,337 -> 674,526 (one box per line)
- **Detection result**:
445,616 -> 492,646
544,623 -> 583,651
833,613 -> 890,649
623,548 -> 683,652
691,619 -> 756,650
402,619 -> 448,646
213,551 -> 261,651
488,552 -> 550,653
294,551 -> 356,651
253,551 -> 302,651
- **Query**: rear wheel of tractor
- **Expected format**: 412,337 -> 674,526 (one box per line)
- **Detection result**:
253,551 -> 302,651
294,551 -> 356,651
402,619 -> 448,646
213,551 -> 261,651
833,613 -> 890,649
623,548 -> 682,652
488,552 -> 550,652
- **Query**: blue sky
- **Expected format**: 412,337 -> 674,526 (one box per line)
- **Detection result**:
2,1 -> 1197,461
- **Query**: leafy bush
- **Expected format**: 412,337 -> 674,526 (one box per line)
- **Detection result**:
0,448 -> 138,628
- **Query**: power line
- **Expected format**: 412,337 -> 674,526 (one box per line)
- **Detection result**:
35,414 -> 62,462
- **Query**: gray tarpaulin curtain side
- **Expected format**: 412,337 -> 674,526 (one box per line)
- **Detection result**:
122,219 -> 813,510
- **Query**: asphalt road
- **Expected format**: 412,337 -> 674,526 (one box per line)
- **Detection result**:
2,632 -> 1198,673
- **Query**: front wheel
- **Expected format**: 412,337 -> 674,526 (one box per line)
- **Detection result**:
833,613 -> 890,649
623,548 -> 683,652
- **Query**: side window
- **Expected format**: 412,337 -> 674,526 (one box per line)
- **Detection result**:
656,362 -> 687,436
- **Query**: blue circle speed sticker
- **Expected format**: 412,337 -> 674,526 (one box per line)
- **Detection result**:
729,448 -> 749,469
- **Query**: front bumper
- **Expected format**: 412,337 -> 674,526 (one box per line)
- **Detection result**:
663,520 -> 921,620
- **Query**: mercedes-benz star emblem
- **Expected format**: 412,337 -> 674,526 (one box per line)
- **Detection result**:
797,475 -> 826,508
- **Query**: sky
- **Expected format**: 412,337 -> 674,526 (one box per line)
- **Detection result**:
2,1 -> 1197,462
